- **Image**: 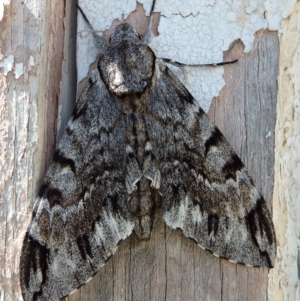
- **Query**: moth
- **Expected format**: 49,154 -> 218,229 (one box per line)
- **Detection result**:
19,2 -> 276,301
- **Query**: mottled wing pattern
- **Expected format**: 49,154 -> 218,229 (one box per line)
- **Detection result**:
145,61 -> 276,267
20,70 -> 134,301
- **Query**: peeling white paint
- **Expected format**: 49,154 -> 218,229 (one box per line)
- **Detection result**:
14,63 -> 23,79
77,0 -> 291,111
268,3 -> 300,300
0,55 -> 14,76
29,55 -> 35,66
264,0 -> 297,30
0,0 -> 10,21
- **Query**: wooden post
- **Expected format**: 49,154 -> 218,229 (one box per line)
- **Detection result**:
0,0 -> 73,300
3,1 -> 297,301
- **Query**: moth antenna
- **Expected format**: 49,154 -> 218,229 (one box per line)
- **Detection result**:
161,58 -> 238,68
76,4 -> 106,52
142,0 -> 157,43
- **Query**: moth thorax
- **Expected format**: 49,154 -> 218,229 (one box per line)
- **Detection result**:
99,35 -> 155,97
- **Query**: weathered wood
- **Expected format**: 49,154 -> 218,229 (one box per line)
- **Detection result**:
208,32 -> 278,301
0,0 -> 68,300
268,3 -> 300,300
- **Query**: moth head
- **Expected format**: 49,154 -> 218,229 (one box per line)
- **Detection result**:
109,23 -> 140,44
99,23 -> 155,98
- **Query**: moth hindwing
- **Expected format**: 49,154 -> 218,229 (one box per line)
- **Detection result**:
19,5 -> 276,301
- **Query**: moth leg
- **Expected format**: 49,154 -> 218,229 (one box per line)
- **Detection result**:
76,5 -> 106,52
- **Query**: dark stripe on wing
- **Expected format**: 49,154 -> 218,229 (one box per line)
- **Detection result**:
77,234 -> 93,260
38,182 -> 50,198
204,127 -> 224,155
65,126 -> 74,136
222,153 -> 244,180
165,68 -> 194,104
53,149 -> 76,173
22,234 -> 50,288
72,103 -> 88,121
207,213 -> 219,237
46,187 -> 63,208
38,182 -> 63,209
246,196 -> 274,246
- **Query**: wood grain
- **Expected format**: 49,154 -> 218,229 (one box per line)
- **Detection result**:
0,0 -> 67,300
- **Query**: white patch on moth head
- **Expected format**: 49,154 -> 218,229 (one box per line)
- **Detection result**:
108,62 -> 124,86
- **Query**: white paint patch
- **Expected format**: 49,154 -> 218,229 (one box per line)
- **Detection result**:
0,0 -> 10,21
0,54 -> 14,76
29,55 -> 35,66
264,0 -> 297,30
268,4 -> 300,299
266,131 -> 272,138
78,0 -> 290,111
14,63 -> 23,79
